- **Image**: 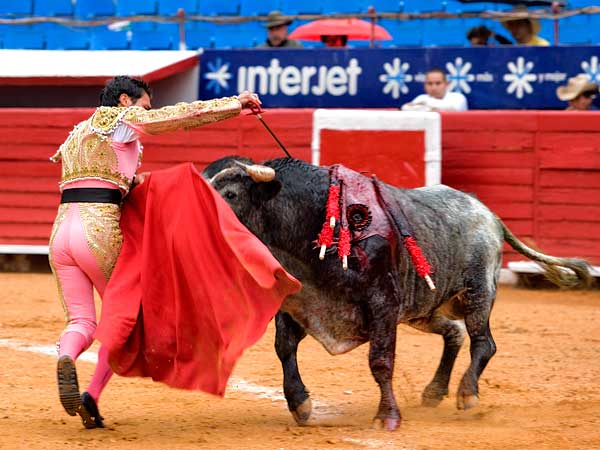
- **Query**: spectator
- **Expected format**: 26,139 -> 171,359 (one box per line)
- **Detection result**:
321,35 -> 348,47
556,74 -> 598,111
499,6 -> 549,46
467,25 -> 512,46
401,68 -> 468,112
257,10 -> 303,48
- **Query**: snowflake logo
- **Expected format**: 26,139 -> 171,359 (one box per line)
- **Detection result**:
503,57 -> 537,99
446,57 -> 474,94
379,58 -> 413,99
203,57 -> 232,95
580,56 -> 600,83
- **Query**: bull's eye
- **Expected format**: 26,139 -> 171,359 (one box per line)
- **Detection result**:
225,191 -> 236,200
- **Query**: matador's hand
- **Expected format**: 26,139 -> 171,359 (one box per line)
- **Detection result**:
133,171 -> 150,187
237,91 -> 261,109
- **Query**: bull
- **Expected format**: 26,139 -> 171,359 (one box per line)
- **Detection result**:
203,156 -> 590,431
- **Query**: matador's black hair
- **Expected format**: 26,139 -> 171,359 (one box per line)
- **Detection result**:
99,76 -> 152,107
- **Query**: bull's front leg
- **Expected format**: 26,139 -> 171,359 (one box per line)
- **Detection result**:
274,312 -> 311,425
366,290 -> 401,431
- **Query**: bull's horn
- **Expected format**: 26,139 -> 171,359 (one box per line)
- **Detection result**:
208,166 -> 244,185
234,161 -> 276,182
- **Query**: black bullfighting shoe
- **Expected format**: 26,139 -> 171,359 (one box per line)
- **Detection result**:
78,391 -> 105,429
56,355 -> 81,416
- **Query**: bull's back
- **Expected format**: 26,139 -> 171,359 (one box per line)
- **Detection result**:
403,184 -> 503,248
391,184 -> 504,313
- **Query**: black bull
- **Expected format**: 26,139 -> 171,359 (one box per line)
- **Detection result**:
203,157 -> 590,431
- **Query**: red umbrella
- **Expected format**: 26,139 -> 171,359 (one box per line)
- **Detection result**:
289,18 -> 392,41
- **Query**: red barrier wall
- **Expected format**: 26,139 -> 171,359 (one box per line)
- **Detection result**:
1,108 -> 599,266
320,130 -> 428,188
442,111 -> 600,265
0,108 -> 313,246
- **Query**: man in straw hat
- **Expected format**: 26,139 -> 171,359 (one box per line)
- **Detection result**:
499,5 -> 549,46
556,74 -> 599,110
257,10 -> 303,48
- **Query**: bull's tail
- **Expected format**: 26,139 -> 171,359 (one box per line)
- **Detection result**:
500,219 -> 593,288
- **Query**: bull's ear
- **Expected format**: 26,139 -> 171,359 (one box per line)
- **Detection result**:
250,180 -> 282,204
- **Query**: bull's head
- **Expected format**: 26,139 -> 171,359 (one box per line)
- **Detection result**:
205,158 -> 282,235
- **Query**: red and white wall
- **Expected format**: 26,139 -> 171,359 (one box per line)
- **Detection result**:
312,109 -> 440,188
1,108 -> 599,267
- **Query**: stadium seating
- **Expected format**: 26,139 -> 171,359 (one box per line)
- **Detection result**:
239,0 -> 279,16
556,14 -> 591,44
33,0 -> 73,17
46,27 -> 90,49
185,22 -> 219,49
89,28 -> 130,50
369,1 -> 402,13
154,22 -> 181,46
568,0 -> 596,7
279,0 -> 322,15
74,0 -> 116,18
0,0 -> 597,50
379,18 -> 423,46
401,0 -> 440,13
0,0 -> 33,17
116,0 -> 157,16
130,27 -> 173,49
209,23 -> 261,48
2,26 -> 44,49
130,21 -> 155,31
444,1 -> 499,12
197,0 -> 239,16
423,18 -> 467,46
157,0 -> 198,16
322,0 -> 365,14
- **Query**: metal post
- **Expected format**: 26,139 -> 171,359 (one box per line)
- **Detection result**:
177,8 -> 187,50
551,1 -> 561,45
368,5 -> 376,48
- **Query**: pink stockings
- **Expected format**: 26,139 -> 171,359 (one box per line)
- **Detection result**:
56,333 -> 113,404
50,202 -> 122,404
86,346 -> 113,402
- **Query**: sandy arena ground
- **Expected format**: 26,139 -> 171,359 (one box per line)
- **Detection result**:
0,272 -> 599,450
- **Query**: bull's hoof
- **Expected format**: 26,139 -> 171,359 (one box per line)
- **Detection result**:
421,394 -> 444,408
421,385 -> 447,408
372,417 -> 401,431
457,393 -> 479,410
291,398 -> 312,425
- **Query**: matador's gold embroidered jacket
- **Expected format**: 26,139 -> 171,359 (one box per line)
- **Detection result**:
50,97 -> 241,193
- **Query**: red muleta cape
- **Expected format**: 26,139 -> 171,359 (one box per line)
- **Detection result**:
95,163 -> 301,396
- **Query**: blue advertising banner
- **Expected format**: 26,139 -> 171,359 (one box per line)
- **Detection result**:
199,47 -> 600,109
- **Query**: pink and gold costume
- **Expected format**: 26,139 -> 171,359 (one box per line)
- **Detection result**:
49,97 -> 241,403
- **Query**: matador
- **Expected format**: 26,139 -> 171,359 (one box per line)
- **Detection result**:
49,77 -> 260,428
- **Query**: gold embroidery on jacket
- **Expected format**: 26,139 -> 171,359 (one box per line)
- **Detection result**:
53,115 -> 133,192
78,204 -> 123,281
50,97 -> 241,189
48,204 -> 70,323
123,97 -> 241,135
90,107 -> 133,135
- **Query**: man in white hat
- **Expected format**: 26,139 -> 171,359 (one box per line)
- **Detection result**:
500,6 -> 549,46
257,10 -> 303,48
556,74 -> 599,111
